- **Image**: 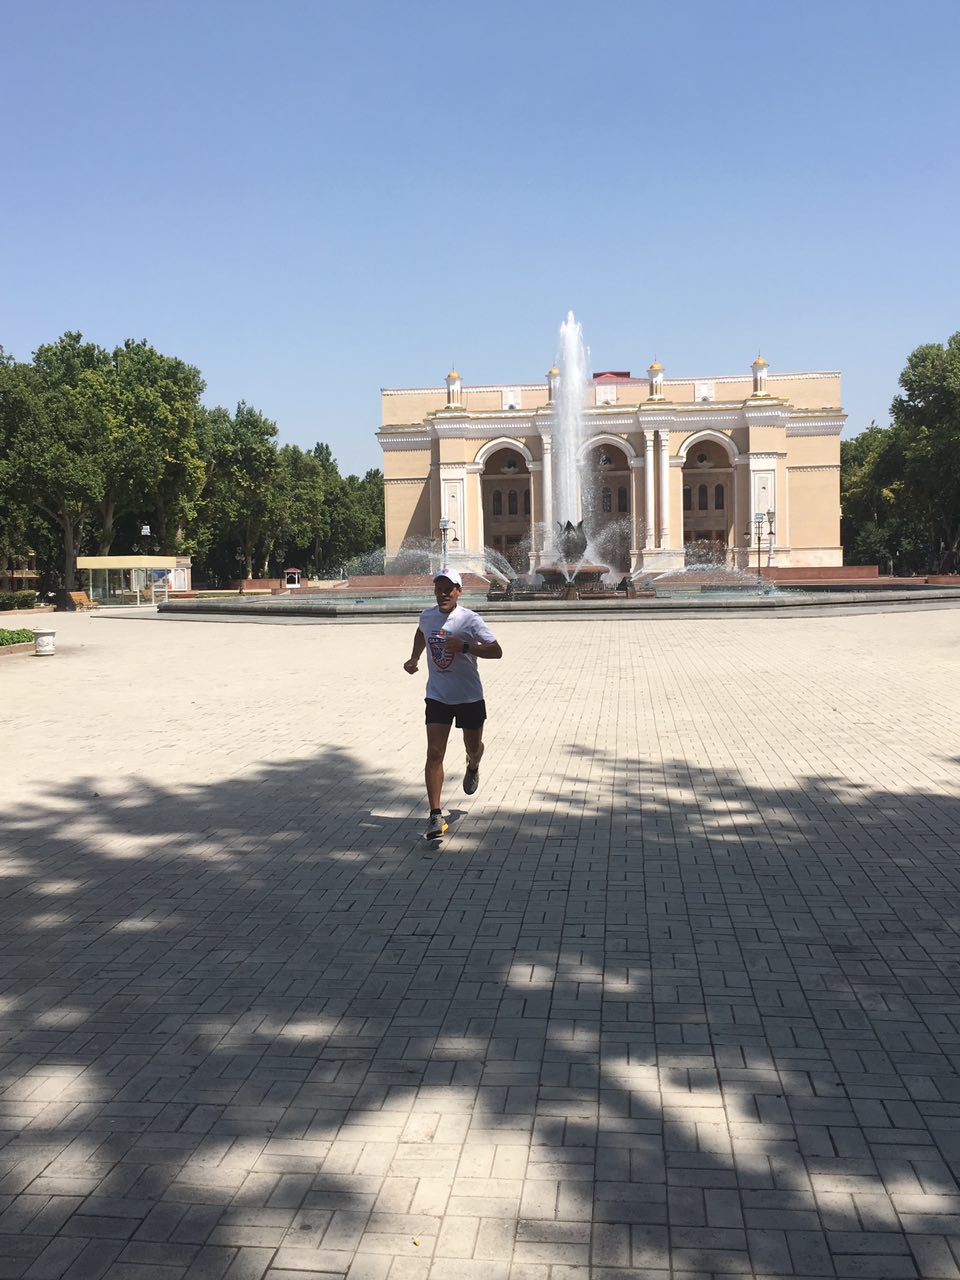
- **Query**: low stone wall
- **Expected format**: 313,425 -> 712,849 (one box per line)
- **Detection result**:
765,565 -> 879,581
229,579 -> 284,592
0,642 -> 35,657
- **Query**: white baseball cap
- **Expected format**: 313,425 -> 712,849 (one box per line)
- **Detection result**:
434,568 -> 462,588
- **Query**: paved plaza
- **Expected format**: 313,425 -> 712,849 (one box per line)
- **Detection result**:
4,605 -> 960,1280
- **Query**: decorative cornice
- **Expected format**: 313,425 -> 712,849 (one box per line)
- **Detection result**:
743,407 -> 790,423
787,464 -> 841,472
384,477 -> 430,484
663,370 -> 839,386
383,383 -> 548,396
380,405 -> 843,449
786,419 -> 845,436
378,434 -> 433,451
381,371 -> 839,396
583,413 -> 638,428
382,388 -> 447,397
434,420 -> 538,436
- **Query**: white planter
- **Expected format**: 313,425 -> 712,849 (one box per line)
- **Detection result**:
33,628 -> 56,656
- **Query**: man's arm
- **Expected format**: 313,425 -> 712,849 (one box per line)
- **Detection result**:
404,627 -> 426,674
472,639 -> 502,659
444,635 -> 502,659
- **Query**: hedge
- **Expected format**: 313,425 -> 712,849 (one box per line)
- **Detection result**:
0,629 -> 34,646
0,590 -> 37,610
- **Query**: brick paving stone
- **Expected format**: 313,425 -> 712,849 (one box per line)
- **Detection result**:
181,1248 -> 241,1280
5,608 -> 960,1277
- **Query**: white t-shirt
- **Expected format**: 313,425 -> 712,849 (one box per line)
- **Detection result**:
419,604 -> 498,704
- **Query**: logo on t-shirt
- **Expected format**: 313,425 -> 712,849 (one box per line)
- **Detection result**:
428,630 -> 455,670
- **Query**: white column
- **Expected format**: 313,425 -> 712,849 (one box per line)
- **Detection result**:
643,431 -> 655,549
658,430 -> 670,546
541,437 -> 554,548
465,463 -> 483,557
528,461 -> 541,569
629,457 -> 642,568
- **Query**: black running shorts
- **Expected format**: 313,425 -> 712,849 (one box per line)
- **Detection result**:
425,697 -> 487,730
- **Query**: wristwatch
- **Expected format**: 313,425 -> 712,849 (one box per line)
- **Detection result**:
462,642 -> 470,654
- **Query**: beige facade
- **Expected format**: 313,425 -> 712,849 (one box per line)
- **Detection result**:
378,360 -> 844,575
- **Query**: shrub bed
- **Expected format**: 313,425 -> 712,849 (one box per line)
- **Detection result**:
0,590 -> 37,610
0,628 -> 35,645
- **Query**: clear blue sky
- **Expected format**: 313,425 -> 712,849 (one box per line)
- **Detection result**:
3,0 -> 958,477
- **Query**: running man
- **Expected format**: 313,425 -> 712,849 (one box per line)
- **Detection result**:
403,569 -> 503,839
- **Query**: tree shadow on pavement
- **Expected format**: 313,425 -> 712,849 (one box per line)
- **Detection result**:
2,745 -> 960,1278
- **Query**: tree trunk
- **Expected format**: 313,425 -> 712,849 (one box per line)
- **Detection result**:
61,513 -> 77,589
98,497 -> 115,555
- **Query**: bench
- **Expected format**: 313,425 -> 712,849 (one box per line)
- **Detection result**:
68,591 -> 98,610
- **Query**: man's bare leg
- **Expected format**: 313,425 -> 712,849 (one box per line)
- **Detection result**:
463,728 -> 484,771
426,722 -> 452,812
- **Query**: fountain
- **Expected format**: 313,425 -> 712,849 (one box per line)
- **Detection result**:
536,312 -> 612,596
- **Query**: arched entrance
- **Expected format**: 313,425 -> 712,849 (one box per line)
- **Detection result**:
580,441 -> 631,573
680,437 -> 735,565
481,446 -> 531,572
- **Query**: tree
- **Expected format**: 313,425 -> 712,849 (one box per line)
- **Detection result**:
196,402 -> 280,581
0,348 -> 28,565
309,444 -> 384,571
0,333 -> 207,588
0,333 -> 112,587
890,332 -> 960,572
102,340 -> 205,555
840,423 -> 900,569
0,334 -> 386,590
268,446 -> 327,575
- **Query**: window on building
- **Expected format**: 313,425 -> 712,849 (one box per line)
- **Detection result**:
683,485 -> 691,512
602,487 -> 612,513
715,484 -> 724,510
508,490 -> 518,515
523,488 -> 530,516
492,491 -> 502,517
698,484 -> 708,511
618,486 -> 628,513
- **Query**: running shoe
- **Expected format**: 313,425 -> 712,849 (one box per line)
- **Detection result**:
426,812 -> 448,839
463,759 -> 480,795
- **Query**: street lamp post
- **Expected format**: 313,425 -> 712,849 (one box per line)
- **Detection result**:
745,510 -> 775,590
437,517 -> 459,567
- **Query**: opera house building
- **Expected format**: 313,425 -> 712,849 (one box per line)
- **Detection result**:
377,356 -> 844,576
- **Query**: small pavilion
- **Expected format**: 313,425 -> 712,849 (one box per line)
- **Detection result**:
76,555 -> 192,605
